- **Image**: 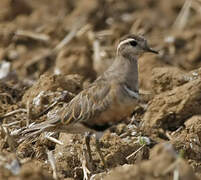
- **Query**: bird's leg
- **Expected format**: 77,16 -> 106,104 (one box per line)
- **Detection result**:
84,132 -> 93,163
94,134 -> 108,170
81,146 -> 91,180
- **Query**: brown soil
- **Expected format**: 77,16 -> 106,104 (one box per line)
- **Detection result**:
0,0 -> 201,179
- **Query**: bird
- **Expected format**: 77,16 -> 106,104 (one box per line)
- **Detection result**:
21,34 -> 158,169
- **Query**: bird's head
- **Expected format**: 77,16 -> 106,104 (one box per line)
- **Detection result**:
117,34 -> 158,58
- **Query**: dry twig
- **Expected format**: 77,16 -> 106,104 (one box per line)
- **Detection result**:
0,109 -> 27,121
44,132 -> 63,145
126,144 -> 145,161
34,90 -> 72,119
24,17 -> 86,68
47,150 -> 58,180
15,30 -> 50,42
173,0 -> 192,30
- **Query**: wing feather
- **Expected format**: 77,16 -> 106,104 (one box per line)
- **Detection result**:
21,81 -> 112,137
61,82 -> 111,125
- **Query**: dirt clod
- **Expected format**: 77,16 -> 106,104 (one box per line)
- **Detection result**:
143,78 -> 201,130
103,143 -> 198,180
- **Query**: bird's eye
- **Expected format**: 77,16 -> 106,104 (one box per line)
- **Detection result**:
129,40 -> 137,47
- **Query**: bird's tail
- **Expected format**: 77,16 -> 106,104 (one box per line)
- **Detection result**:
18,115 -> 60,142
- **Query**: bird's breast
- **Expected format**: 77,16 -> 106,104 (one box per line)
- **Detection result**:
92,85 -> 138,125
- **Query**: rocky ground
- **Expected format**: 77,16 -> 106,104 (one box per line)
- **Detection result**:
0,0 -> 201,179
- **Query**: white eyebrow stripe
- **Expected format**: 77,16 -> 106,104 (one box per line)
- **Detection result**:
123,85 -> 139,99
117,38 -> 136,53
